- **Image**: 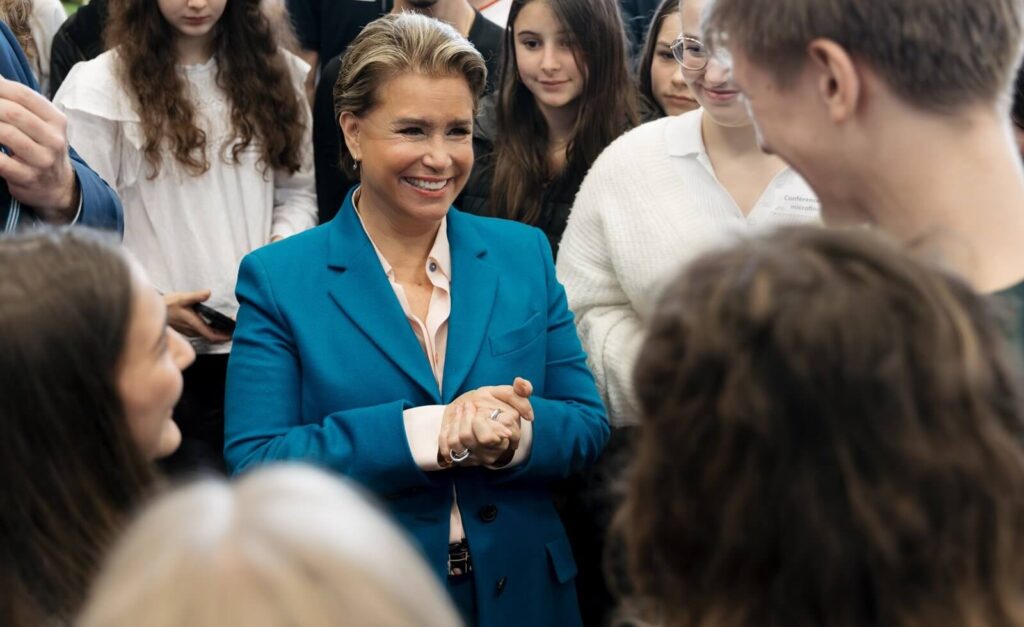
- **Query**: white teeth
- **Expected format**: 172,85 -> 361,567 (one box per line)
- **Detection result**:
406,178 -> 447,191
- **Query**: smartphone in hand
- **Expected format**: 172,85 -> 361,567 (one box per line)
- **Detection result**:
192,303 -> 236,334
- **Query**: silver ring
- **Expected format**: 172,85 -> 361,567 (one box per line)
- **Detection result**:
450,448 -> 471,463
488,408 -> 501,421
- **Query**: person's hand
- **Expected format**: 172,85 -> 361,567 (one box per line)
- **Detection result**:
439,401 -> 516,467
0,77 -> 78,221
437,378 -> 535,467
164,290 -> 232,344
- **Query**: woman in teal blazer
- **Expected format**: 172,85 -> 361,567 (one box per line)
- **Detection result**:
224,14 -> 609,627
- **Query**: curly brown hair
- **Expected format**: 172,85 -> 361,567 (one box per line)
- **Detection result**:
619,226 -> 1024,627
105,0 -> 306,177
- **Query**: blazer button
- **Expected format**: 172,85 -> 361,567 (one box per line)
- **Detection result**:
496,576 -> 508,595
478,504 -> 498,523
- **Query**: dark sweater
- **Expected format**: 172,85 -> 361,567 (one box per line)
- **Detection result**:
48,0 -> 108,99
457,94 -> 583,259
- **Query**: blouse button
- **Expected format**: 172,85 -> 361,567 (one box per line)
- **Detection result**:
428,261 -> 438,273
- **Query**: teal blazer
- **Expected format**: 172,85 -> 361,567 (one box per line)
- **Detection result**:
224,188 -> 609,627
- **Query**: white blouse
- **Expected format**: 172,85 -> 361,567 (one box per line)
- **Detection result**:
55,50 -> 318,354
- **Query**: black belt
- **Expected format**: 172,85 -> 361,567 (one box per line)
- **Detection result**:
448,540 -> 473,577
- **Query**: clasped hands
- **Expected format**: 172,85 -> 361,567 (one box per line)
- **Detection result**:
438,377 -> 534,468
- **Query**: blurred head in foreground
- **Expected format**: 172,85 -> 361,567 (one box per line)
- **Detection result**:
79,465 -> 462,627
621,226 -> 1024,627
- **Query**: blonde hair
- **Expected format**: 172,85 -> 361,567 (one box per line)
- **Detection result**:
78,465 -> 461,627
332,12 -> 487,172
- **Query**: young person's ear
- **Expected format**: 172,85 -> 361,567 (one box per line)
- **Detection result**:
339,112 -> 363,162
806,38 -> 860,124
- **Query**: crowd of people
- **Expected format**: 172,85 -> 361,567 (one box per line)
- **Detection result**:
2,0 -> 1024,626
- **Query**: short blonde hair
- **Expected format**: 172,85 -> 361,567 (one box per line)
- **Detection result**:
78,465 -> 461,627
332,12 -> 488,172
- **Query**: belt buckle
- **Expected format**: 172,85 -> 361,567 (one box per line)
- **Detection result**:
448,541 -> 473,577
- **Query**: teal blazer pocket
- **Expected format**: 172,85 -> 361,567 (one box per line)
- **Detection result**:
489,311 -> 545,356
546,536 -> 578,584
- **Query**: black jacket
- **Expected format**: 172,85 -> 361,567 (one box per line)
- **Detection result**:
48,0 -> 108,99
457,95 -> 581,259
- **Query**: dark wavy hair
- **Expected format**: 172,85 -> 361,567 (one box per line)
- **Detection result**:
0,228 -> 157,626
105,0 -> 306,177
490,0 -> 639,225
619,226 -> 1024,627
637,0 -> 680,118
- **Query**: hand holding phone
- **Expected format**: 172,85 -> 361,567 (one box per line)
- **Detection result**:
192,303 -> 237,334
163,290 -> 233,343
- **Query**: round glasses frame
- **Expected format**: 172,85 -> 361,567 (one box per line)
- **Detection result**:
670,35 -> 710,71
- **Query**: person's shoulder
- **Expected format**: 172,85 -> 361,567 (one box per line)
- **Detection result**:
58,49 -> 119,88
617,115 -> 675,147
452,209 -> 546,250
471,10 -> 505,49
251,221 -> 332,265
587,115 -> 673,175
320,52 -> 343,87
54,51 -> 135,120
0,21 -> 30,76
279,48 -> 312,81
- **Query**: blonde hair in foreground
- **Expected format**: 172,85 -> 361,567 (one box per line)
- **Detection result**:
78,465 -> 462,627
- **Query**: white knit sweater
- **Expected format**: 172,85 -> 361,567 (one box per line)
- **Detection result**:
556,110 -> 821,426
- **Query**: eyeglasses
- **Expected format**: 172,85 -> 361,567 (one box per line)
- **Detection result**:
671,35 -> 734,73
670,35 -> 710,71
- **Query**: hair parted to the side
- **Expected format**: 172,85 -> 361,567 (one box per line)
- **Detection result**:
105,0 -> 307,177
491,0 -> 639,225
702,0 -> 1024,113
333,12 -> 488,174
78,465 -> 463,627
619,226 -> 1024,627
0,228 -> 157,626
638,0 -> 681,118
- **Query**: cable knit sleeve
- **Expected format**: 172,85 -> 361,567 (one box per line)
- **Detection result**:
556,147 -> 646,427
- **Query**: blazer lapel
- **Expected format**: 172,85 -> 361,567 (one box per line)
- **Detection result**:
325,194 -> 441,401
442,209 -> 499,400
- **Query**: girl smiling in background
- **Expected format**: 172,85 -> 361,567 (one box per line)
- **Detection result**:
459,0 -> 638,256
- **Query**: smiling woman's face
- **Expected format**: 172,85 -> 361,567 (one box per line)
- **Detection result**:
679,0 -> 751,127
339,73 -> 476,228
116,261 -> 195,460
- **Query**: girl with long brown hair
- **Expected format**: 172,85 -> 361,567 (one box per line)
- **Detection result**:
0,227 -> 195,626
53,0 -> 317,473
459,0 -> 638,256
